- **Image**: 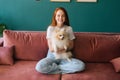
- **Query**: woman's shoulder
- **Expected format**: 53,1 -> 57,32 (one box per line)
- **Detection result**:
64,25 -> 72,28
47,25 -> 55,31
64,25 -> 73,31
48,25 -> 55,28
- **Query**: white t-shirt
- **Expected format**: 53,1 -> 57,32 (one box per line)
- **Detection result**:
46,25 -> 75,40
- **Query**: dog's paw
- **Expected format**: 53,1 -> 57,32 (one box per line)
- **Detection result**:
64,46 -> 68,51
67,58 -> 72,62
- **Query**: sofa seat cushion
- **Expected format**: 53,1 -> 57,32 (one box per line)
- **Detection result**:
3,30 -> 48,60
61,63 -> 120,80
0,61 -> 61,80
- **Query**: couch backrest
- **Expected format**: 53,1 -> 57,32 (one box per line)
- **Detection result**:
3,30 -> 120,62
73,32 -> 120,62
3,30 -> 48,60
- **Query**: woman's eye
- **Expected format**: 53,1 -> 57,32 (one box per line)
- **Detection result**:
57,15 -> 60,17
62,15 -> 65,17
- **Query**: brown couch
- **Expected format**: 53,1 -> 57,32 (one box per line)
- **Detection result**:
0,30 -> 120,80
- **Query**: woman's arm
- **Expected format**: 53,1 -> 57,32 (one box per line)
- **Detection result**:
47,39 -> 54,52
68,40 -> 74,51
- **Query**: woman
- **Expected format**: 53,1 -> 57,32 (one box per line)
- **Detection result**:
35,7 -> 85,74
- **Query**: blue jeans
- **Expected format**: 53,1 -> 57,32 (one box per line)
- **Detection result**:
35,50 -> 85,74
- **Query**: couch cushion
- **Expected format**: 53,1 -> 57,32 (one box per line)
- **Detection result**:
0,46 -> 14,65
61,63 -> 120,80
110,57 -> 120,72
73,32 -> 120,62
3,30 -> 48,60
0,61 -> 60,80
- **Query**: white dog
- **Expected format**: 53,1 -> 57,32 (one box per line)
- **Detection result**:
51,27 -> 72,61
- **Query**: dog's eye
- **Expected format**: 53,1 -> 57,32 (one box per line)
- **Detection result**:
59,35 -> 62,36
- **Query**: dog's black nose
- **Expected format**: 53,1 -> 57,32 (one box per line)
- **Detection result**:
61,37 -> 64,40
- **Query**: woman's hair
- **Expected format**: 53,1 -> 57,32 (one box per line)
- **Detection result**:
50,7 -> 70,27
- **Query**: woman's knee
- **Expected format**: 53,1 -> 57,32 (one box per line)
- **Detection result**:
35,64 -> 48,73
35,58 -> 54,73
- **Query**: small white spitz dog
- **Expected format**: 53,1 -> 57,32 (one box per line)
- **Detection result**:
51,27 -> 72,61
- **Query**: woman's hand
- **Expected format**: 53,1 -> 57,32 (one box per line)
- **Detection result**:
56,48 -> 66,54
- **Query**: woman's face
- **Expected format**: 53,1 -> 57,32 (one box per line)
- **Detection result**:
55,10 -> 65,26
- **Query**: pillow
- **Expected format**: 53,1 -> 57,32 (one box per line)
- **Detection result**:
3,30 -> 48,60
0,38 -> 3,46
0,46 -> 14,65
110,57 -> 120,72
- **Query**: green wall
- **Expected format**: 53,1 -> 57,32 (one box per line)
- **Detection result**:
0,0 -> 120,32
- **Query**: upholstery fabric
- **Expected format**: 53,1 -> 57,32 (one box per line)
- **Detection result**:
110,57 -> 120,72
61,63 -> 120,80
0,61 -> 61,80
3,30 -> 48,60
73,32 -> 120,62
0,46 -> 14,65
1,31 -> 120,80
0,38 -> 3,46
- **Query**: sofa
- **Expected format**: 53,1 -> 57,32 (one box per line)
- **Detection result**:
0,30 -> 120,80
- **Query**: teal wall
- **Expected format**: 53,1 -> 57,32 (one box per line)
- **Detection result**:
0,0 -> 120,32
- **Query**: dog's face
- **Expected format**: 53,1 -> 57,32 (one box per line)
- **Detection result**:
56,31 -> 66,40
54,28 -> 68,40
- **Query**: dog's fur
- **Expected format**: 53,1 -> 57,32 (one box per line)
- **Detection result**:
51,28 -> 72,61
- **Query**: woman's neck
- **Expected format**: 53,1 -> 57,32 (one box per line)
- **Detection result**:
57,24 -> 64,28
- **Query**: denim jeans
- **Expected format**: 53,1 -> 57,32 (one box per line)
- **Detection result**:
35,50 -> 85,74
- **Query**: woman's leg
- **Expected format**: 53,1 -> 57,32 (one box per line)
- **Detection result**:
59,58 -> 85,74
35,50 -> 61,74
